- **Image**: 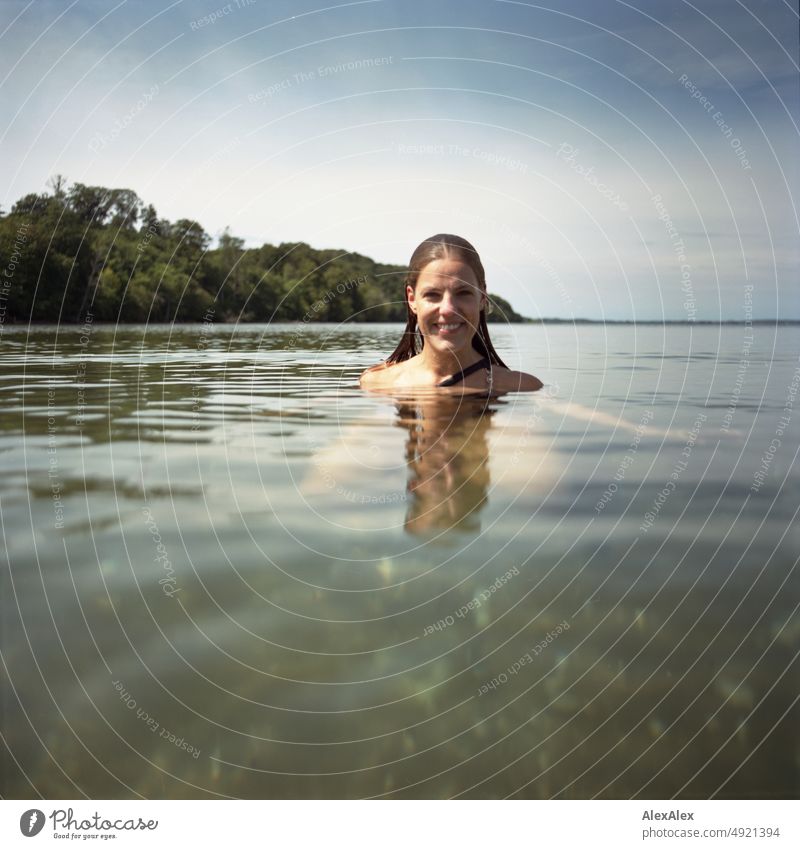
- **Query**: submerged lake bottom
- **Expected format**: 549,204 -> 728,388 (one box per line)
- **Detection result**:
1,323 -> 798,798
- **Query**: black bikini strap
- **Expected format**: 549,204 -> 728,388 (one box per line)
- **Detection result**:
438,357 -> 491,387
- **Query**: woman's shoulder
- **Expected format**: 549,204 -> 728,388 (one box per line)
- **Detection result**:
359,358 -> 542,392
359,360 -> 405,388
491,365 -> 543,392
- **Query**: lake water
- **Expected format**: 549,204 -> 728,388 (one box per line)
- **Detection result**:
1,322 -> 798,799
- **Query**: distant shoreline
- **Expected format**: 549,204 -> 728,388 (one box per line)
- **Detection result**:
5,319 -> 797,328
523,319 -> 799,325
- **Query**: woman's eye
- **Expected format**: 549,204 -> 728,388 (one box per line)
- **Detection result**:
420,290 -> 474,302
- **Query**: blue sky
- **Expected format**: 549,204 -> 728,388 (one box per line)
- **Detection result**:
1,0 -> 797,319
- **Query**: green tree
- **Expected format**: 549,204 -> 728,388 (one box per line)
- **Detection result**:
0,180 -> 531,325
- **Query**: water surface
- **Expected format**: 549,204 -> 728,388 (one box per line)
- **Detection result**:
1,323 -> 797,798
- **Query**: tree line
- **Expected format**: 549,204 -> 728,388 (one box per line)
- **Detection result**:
0,178 -> 528,325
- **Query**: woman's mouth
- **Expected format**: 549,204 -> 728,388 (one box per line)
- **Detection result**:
434,322 -> 465,336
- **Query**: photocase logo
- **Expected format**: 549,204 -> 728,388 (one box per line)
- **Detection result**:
19,809 -> 46,837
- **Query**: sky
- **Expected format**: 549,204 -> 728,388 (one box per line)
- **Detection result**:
1,0 -> 798,320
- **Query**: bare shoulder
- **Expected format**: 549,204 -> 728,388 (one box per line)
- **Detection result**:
491,367 -> 543,392
359,361 -> 402,388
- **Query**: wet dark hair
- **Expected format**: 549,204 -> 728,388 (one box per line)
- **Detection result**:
385,234 -> 509,367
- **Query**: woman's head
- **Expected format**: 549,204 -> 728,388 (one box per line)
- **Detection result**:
407,233 -> 487,294
386,234 -> 508,367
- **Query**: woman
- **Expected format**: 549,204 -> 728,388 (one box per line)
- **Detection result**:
359,234 -> 543,394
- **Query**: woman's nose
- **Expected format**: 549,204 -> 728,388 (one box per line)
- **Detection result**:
439,292 -> 457,313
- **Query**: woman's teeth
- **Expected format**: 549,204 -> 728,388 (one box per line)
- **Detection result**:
436,323 -> 462,331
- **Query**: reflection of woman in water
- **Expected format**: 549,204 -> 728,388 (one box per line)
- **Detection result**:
398,396 -> 495,535
360,234 -> 543,394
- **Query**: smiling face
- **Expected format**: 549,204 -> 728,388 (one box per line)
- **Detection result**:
407,258 -> 487,355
